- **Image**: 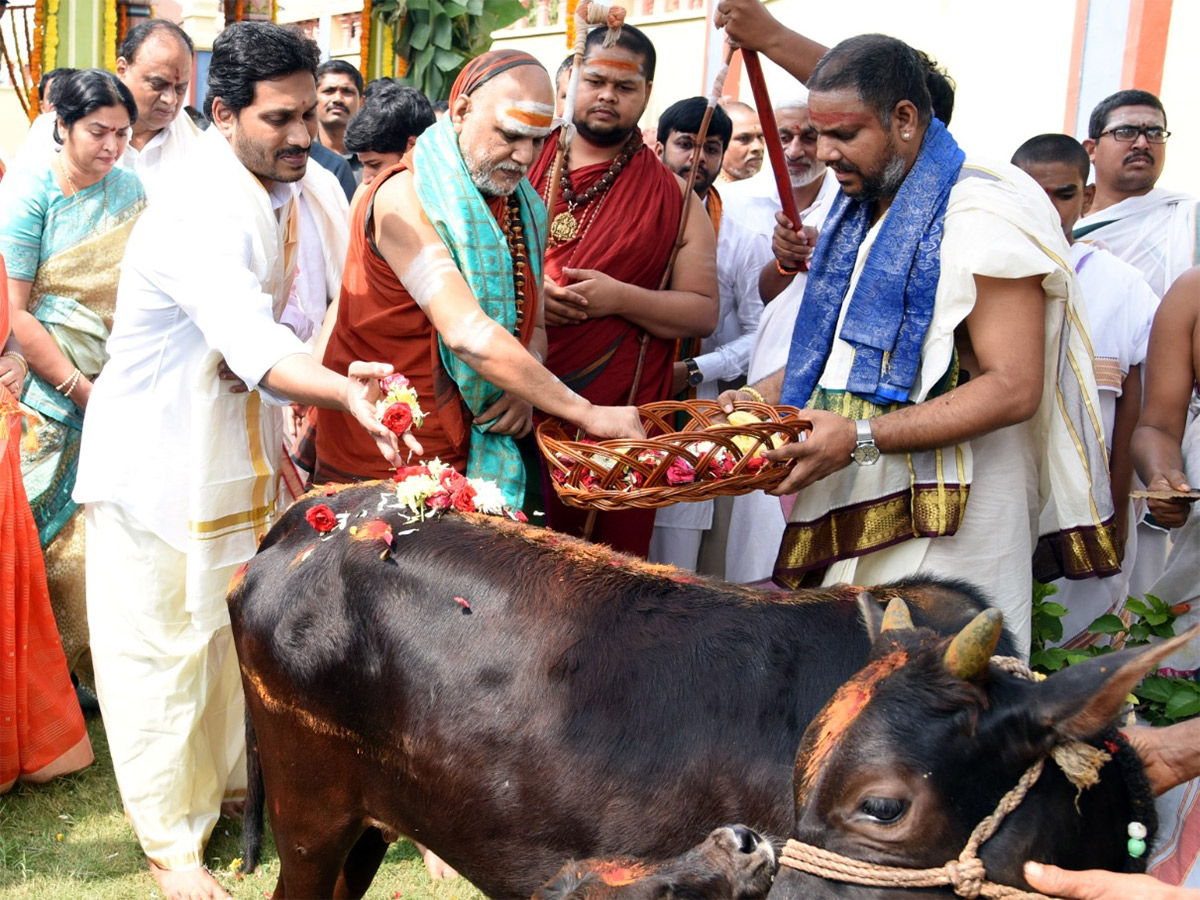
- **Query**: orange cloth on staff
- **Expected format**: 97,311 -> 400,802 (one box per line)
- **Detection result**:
0,255 -> 91,792
314,162 -> 538,483
529,136 -> 683,556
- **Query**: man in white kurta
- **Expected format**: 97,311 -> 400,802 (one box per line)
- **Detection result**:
718,35 -> 1116,657
73,23 -> 404,900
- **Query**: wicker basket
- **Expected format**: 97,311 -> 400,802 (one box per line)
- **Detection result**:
536,400 -> 811,511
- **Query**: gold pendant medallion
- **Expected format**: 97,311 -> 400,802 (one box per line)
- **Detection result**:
550,210 -> 579,243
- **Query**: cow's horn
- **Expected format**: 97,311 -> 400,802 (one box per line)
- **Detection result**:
943,608 -> 1004,681
881,597 -> 914,632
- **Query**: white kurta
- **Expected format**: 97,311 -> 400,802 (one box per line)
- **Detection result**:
724,172 -> 838,584
1052,243 -> 1157,644
650,206 -> 772,568
74,129 -> 307,871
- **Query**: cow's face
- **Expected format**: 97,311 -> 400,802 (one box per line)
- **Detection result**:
766,600 -> 1197,900
535,825 -> 777,900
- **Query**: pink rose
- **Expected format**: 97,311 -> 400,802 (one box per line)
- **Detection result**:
666,457 -> 696,485
380,373 -> 411,393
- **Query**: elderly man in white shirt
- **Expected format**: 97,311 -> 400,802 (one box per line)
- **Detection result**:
73,23 -> 410,900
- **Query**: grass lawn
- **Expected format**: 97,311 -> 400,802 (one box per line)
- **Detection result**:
0,716 -> 487,900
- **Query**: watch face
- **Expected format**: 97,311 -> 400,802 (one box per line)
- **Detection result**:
688,371 -> 704,386
853,443 -> 881,465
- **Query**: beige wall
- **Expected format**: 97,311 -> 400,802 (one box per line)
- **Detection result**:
1,86 -> 32,161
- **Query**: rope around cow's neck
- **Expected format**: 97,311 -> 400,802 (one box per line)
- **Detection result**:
777,656 -> 1088,900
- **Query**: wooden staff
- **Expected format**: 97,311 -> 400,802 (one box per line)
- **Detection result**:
741,48 -> 802,229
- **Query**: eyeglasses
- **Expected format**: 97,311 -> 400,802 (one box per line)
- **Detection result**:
1099,125 -> 1171,144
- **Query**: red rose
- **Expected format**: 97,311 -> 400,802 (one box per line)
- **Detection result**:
451,484 -> 477,512
514,510 -> 528,523
427,490 -> 453,511
393,464 -> 432,482
745,455 -> 768,473
381,402 -> 414,435
707,454 -> 734,478
666,457 -> 696,485
439,468 -> 469,493
380,373 -> 410,393
305,503 -> 338,533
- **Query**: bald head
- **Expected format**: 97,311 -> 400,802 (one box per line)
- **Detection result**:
721,100 -> 764,181
453,65 -> 554,197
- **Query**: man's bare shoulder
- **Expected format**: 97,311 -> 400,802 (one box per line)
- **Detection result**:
373,167 -> 418,213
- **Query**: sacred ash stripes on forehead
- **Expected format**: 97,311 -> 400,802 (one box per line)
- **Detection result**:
498,99 -> 555,138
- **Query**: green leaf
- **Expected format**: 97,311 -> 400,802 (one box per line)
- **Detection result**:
409,20 -> 432,49
433,48 -> 466,70
1125,597 -> 1150,617
416,42 -> 436,71
432,14 -> 454,49
1041,602 -> 1068,618
1164,688 -> 1200,720
1135,676 -> 1175,704
405,0 -> 430,8
442,1 -> 469,15
1031,647 -> 1070,674
1087,614 -> 1126,635
1144,611 -> 1169,626
466,0 -> 483,13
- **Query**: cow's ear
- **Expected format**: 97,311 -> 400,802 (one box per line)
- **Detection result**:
857,591 -> 885,641
1033,626 -> 1199,741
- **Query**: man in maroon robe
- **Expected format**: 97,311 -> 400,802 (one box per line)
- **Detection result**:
529,23 -> 718,556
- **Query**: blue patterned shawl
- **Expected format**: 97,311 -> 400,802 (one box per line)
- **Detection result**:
780,120 -> 964,408
412,115 -> 548,507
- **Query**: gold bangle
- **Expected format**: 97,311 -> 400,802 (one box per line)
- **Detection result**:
2,351 -> 28,381
741,385 -> 767,404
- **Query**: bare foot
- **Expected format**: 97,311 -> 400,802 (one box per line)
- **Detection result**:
220,799 -> 245,820
148,860 -> 232,900
416,842 -> 459,880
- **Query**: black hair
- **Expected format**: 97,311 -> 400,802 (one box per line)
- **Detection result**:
556,54 -> 574,84
1011,133 -> 1091,184
345,84 -> 435,154
809,33 -> 932,127
656,96 -> 733,152
584,23 -> 656,82
363,76 -> 398,102
1087,89 -> 1166,140
916,50 -> 955,126
204,22 -> 320,120
316,59 -> 364,96
117,19 -> 195,63
53,69 -> 138,144
432,99 -> 450,113
39,67 -> 77,103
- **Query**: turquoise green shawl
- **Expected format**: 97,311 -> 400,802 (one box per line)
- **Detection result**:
411,115 -> 547,508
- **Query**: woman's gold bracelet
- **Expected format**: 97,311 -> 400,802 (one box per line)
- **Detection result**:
2,351 -> 28,381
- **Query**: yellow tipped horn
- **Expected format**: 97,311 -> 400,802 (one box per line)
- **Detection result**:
880,597 -> 914,633
943,608 -> 1005,681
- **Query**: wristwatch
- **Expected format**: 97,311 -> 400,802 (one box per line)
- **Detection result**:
851,419 -> 880,466
684,358 -> 704,387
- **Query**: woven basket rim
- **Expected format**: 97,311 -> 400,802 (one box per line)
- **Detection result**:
536,400 -> 811,510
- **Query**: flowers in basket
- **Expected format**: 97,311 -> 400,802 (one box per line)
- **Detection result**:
551,410 -> 782,493
376,373 -> 425,436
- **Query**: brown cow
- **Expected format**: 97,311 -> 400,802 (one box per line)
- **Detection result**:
231,484 -> 1012,899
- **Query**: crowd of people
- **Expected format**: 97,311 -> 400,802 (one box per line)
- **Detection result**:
0,0 -> 1197,896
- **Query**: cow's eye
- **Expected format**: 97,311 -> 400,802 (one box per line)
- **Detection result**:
860,796 -> 906,823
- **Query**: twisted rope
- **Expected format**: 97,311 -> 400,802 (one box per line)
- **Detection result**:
778,656 -> 1091,899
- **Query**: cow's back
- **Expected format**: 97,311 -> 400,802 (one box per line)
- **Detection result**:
231,483 -> 997,898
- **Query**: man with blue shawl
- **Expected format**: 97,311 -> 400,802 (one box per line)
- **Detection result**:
314,49 -> 643,507
719,34 -> 1118,657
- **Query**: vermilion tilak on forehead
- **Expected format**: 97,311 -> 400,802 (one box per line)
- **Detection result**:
585,55 -> 643,74
504,106 -> 554,129
797,649 -> 909,800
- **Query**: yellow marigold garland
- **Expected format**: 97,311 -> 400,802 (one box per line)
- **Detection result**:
272,0 -> 278,22
44,0 -> 59,75
565,0 -> 578,49
360,0 -> 372,80
382,20 -> 395,77
103,0 -> 118,71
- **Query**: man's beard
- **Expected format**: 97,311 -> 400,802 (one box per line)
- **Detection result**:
232,130 -> 308,184
857,152 -> 907,202
574,110 -> 634,147
462,143 -> 527,197
788,157 -> 827,189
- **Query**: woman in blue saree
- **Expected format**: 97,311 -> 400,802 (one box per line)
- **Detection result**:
0,70 -> 146,680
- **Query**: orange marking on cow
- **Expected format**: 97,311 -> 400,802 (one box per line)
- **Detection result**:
598,863 -> 651,885
228,563 -> 249,592
289,544 -> 316,568
505,106 -> 554,128
797,649 -> 908,800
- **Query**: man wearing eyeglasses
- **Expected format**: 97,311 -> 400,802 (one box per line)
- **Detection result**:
1075,89 -> 1198,300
